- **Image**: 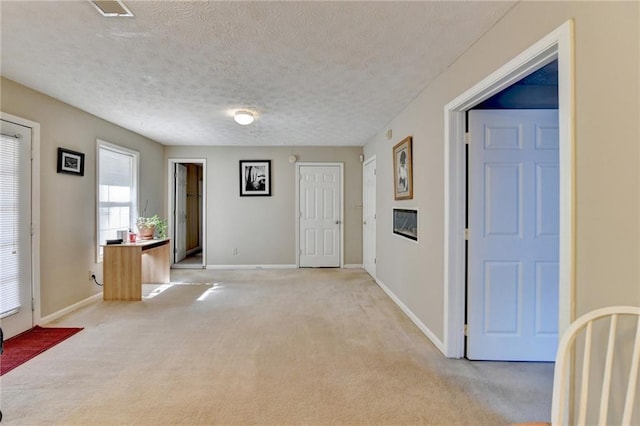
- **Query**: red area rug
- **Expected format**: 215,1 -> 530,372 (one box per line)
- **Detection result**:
1,326 -> 83,376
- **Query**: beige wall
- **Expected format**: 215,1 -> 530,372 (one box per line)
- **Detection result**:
164,146 -> 363,266
1,75 -> 363,316
1,77 -> 165,317
364,1 -> 640,343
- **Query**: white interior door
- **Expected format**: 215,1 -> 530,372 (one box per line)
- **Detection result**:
299,165 -> 341,267
467,109 -> 559,361
174,164 -> 187,263
363,157 -> 376,277
0,120 -> 33,339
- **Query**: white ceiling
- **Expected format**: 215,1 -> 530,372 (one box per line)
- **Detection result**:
0,1 -> 516,146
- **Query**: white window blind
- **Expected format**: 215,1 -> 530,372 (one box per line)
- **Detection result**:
97,141 -> 138,261
0,133 -> 22,317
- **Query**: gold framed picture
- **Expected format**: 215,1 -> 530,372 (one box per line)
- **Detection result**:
393,136 -> 413,200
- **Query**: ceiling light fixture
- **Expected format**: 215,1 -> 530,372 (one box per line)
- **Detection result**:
234,111 -> 255,126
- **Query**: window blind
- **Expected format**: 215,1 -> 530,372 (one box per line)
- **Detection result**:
0,134 -> 22,317
100,148 -> 133,187
97,142 -> 138,260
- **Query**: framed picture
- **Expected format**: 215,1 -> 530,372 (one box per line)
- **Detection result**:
57,147 -> 85,176
239,160 -> 271,196
393,136 -> 413,200
393,208 -> 418,241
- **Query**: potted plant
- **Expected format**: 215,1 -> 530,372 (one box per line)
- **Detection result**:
136,214 -> 167,240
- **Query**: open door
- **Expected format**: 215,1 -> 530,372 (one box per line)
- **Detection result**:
169,160 -> 205,268
174,163 -> 187,263
466,109 -> 559,361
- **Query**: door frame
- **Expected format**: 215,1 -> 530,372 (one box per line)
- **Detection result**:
443,20 -> 575,358
167,158 -> 206,269
295,162 -> 344,268
0,112 -> 41,327
363,156 -> 376,277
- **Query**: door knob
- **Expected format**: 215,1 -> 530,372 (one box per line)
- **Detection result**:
335,220 -> 342,225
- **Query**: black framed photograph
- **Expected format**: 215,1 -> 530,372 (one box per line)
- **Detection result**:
57,147 -> 85,176
393,208 -> 418,241
239,160 -> 271,196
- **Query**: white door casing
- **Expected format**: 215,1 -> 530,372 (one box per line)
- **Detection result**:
467,109 -> 559,361
298,164 -> 342,267
363,157 -> 376,277
175,163 -> 187,263
0,119 -> 34,338
167,158 -> 206,269
443,21 -> 574,358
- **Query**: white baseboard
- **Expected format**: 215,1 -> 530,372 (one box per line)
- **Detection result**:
375,277 -> 446,355
186,247 -> 202,256
171,264 -> 205,269
39,292 -> 102,325
206,264 -> 365,270
343,264 -> 363,269
206,264 -> 298,270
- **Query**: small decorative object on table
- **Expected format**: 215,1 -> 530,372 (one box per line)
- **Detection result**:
136,215 -> 167,240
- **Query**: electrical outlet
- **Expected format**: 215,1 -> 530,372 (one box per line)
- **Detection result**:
89,270 -> 95,280
232,248 -> 238,255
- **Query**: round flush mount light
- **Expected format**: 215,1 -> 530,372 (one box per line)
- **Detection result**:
234,110 -> 254,125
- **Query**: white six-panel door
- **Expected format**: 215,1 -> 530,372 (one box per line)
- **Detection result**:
467,109 -> 559,361
363,157 -> 376,277
299,165 -> 341,267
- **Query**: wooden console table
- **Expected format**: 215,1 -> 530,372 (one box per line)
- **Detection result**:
102,238 -> 170,301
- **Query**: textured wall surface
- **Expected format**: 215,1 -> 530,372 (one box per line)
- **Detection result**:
0,1 -> 515,147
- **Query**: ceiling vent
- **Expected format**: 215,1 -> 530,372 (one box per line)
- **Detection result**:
90,0 -> 134,17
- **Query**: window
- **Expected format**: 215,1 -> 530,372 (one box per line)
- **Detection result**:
97,140 -> 138,261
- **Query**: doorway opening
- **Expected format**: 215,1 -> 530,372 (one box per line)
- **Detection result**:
168,159 -> 206,269
443,21 -> 575,359
465,62 -> 559,361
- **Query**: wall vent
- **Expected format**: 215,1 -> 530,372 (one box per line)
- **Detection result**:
90,0 -> 134,17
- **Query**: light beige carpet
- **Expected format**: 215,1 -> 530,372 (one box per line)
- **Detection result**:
0,269 -> 552,425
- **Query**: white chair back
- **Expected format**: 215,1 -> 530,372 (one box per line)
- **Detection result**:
551,306 -> 640,426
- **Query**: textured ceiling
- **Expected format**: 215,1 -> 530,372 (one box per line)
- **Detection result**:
0,1 -> 516,146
